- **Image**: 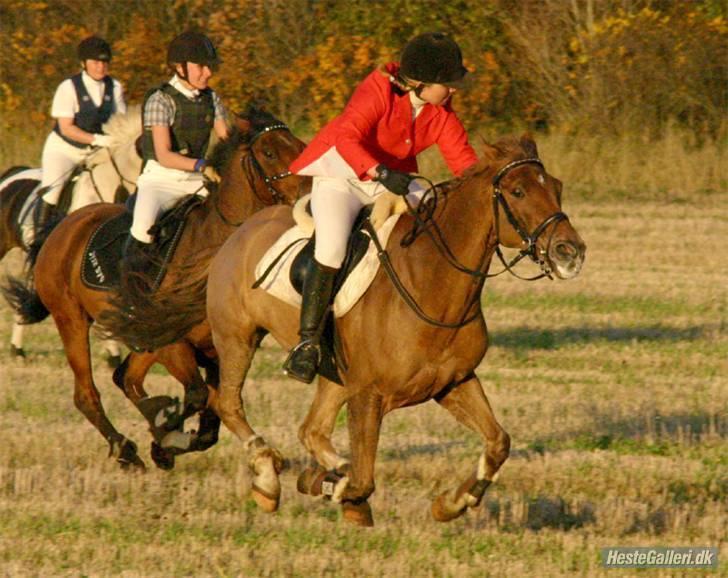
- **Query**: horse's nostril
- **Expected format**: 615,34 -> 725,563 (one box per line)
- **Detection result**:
554,242 -> 577,260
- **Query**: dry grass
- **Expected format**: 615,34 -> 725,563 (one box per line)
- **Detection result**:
1,190 -> 726,576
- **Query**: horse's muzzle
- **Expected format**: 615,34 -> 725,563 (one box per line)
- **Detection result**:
547,237 -> 586,280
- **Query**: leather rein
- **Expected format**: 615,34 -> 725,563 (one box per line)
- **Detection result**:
369,158 -> 569,329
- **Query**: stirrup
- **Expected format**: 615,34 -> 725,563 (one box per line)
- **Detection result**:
283,340 -> 320,384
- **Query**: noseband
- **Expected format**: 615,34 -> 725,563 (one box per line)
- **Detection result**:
246,123 -> 293,205
491,158 -> 569,280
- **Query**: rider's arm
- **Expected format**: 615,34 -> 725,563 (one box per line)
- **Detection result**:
113,79 -> 127,115
56,116 -> 96,145
333,71 -> 388,179
212,92 -> 230,140
150,124 -> 199,172
435,108 -> 478,176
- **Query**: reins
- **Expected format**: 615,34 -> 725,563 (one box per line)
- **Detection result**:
371,157 -> 569,328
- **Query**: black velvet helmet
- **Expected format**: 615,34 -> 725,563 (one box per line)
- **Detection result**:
78,36 -> 112,62
167,31 -> 220,68
399,32 -> 467,85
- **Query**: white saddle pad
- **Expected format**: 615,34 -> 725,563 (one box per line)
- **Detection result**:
254,214 -> 402,317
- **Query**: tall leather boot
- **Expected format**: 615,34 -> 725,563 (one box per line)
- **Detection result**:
35,197 -> 57,234
283,259 -> 338,384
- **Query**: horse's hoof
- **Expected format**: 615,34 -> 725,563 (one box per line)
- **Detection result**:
150,442 -> 175,471
342,500 -> 374,527
251,483 -> 280,513
431,490 -> 468,522
10,345 -> 26,358
106,354 -> 122,369
297,465 -> 326,496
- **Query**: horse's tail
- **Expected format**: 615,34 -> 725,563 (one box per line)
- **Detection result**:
98,247 -> 215,351
1,275 -> 50,324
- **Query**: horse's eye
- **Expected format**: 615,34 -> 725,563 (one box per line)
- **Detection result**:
263,150 -> 275,159
511,187 -> 524,198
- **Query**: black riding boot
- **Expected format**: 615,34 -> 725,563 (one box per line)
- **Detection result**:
122,235 -> 155,292
283,259 -> 338,384
35,198 -> 57,233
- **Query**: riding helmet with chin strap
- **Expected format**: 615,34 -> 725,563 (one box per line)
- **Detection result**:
167,31 -> 221,69
399,32 -> 468,86
78,36 -> 112,62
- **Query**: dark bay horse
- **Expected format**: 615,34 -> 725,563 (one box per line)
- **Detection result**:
6,107 -> 309,470
206,134 -> 586,524
1,106 -> 142,359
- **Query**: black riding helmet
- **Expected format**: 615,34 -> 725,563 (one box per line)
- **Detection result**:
399,32 -> 467,86
78,36 -> 112,62
167,31 -> 220,69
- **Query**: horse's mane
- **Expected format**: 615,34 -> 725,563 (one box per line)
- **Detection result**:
467,134 -> 540,178
102,104 -> 142,142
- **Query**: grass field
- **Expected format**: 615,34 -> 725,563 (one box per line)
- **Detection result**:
1,193 -> 726,577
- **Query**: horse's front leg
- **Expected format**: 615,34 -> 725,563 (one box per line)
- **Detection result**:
101,337 -> 122,368
337,388 -> 384,527
208,322 -> 284,513
296,377 -> 351,501
432,373 -> 510,522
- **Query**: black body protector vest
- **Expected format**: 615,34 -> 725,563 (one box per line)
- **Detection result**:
53,73 -> 114,148
141,83 -> 214,165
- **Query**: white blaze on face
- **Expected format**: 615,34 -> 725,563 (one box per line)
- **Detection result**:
538,174 -> 545,185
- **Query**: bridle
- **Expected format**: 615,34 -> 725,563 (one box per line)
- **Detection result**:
490,158 -> 569,280
369,157 -> 570,328
215,121 -> 295,227
245,122 -> 294,205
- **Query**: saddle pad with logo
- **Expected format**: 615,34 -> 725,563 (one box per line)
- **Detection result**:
80,195 -> 202,291
254,213 -> 402,317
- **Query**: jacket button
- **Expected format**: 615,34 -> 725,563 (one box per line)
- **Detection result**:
405,138 -> 411,144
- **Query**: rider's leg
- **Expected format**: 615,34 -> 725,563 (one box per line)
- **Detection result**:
283,178 -> 364,384
38,132 -> 86,226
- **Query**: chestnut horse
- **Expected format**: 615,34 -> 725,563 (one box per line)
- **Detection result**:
6,107 -> 308,469
206,134 -> 586,525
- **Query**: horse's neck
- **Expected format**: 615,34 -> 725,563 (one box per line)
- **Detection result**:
394,182 -> 496,303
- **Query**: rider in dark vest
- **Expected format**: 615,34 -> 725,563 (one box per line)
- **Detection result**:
127,31 -> 229,258
37,36 -> 126,229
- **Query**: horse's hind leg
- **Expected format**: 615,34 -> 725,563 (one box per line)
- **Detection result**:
53,307 -> 145,469
10,317 -> 25,357
297,378 -> 351,499
432,373 -> 510,522
101,338 -> 122,368
209,319 -> 283,512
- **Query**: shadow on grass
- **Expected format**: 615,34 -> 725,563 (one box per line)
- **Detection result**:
491,324 -> 709,350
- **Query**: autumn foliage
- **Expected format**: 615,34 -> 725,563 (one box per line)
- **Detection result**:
0,0 -> 725,153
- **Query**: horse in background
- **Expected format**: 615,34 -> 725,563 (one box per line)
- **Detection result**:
205,134 -> 586,525
5,106 -> 309,470
0,105 -> 142,362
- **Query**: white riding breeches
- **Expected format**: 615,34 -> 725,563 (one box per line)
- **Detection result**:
130,161 -> 208,243
310,176 -> 424,269
40,131 -> 93,205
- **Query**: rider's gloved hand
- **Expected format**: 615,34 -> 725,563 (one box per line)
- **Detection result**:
91,133 -> 116,148
375,164 -> 413,196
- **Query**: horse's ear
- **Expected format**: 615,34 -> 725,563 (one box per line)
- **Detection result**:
234,115 -> 252,134
519,132 -> 538,158
480,140 -> 501,163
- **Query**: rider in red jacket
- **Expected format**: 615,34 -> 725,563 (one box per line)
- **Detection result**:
284,32 -> 478,384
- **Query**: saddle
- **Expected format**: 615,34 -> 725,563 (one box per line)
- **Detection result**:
81,194 -> 205,291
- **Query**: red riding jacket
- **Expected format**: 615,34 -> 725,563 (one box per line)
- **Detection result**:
290,62 -> 478,180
